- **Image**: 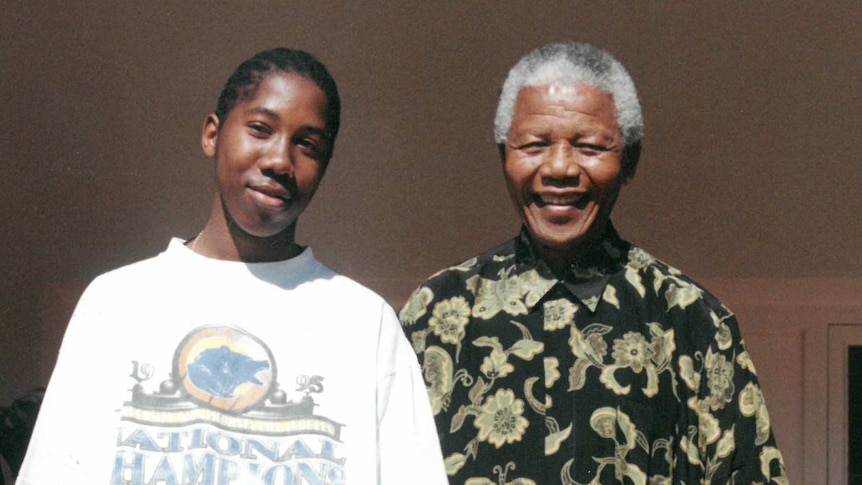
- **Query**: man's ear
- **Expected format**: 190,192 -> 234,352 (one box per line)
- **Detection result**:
201,114 -> 220,158
622,164 -> 637,185
621,167 -> 636,185
497,144 -> 506,164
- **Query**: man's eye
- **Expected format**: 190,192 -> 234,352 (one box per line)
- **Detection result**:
518,142 -> 548,153
576,144 -> 607,155
296,137 -> 317,150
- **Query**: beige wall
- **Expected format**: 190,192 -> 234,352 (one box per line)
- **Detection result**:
1,3 -> 860,481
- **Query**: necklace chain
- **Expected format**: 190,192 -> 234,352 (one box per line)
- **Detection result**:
189,230 -> 302,260
190,230 -> 204,253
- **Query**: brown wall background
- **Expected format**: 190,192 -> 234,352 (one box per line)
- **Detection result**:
1,1 -> 859,417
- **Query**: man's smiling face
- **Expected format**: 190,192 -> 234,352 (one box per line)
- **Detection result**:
502,82 -> 630,263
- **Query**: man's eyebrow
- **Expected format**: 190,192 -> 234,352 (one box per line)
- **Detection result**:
303,125 -> 330,140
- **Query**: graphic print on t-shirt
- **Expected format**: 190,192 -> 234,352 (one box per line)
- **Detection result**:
175,326 -> 275,413
112,325 -> 346,485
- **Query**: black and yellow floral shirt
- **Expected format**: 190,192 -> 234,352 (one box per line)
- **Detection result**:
399,226 -> 788,485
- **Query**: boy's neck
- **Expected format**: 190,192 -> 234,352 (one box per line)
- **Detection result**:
189,197 -> 303,263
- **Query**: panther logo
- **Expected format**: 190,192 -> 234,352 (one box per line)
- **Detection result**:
174,326 -> 276,412
187,345 -> 270,398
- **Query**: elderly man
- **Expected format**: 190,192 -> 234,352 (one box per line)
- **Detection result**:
400,42 -> 787,484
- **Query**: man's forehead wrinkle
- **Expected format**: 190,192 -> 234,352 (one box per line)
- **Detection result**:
514,92 -> 618,134
524,59 -> 597,88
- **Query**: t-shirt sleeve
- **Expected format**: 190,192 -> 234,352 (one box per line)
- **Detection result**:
376,303 -> 447,485
16,280 -> 119,484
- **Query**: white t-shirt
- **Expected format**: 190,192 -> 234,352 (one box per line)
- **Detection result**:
18,239 -> 446,485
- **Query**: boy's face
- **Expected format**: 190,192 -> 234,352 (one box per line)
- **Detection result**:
202,73 -> 332,239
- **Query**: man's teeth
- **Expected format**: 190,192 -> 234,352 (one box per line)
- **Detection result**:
535,194 -> 581,206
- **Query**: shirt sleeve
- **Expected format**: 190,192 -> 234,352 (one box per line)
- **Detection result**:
16,280 -> 118,484
676,299 -> 789,484
398,276 -> 475,479
376,303 -> 448,485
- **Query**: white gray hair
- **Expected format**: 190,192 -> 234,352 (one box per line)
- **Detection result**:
494,42 -> 644,174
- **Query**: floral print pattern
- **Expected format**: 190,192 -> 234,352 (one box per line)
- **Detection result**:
543,299 -> 577,331
475,389 -> 530,448
401,227 -> 788,484
429,296 -> 472,358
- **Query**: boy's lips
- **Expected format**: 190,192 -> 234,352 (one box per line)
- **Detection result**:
248,183 -> 291,208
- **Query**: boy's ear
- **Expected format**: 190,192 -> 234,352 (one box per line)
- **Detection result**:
201,114 -> 220,158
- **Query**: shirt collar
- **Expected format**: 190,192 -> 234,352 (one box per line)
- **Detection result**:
514,224 -> 629,312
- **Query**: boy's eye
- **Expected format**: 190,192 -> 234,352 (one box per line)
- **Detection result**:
299,139 -> 327,159
294,134 -> 329,159
248,123 -> 272,136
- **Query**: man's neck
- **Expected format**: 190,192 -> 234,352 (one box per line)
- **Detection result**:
532,232 -> 610,279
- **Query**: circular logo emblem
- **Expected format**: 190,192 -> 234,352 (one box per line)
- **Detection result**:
173,326 -> 276,413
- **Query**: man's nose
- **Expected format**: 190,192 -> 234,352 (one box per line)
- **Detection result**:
542,143 -> 581,180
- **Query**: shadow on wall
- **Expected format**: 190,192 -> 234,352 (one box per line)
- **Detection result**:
0,388 -> 44,485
